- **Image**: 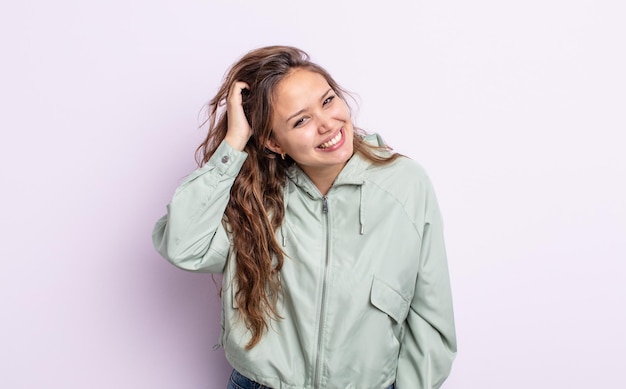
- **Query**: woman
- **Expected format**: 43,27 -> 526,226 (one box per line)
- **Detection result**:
153,46 -> 456,389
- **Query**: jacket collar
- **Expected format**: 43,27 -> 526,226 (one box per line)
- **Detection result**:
284,134 -> 387,236
284,152 -> 371,236
285,133 -> 385,195
285,151 -> 371,197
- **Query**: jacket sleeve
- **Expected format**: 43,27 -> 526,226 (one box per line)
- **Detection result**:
396,177 -> 457,388
152,140 -> 248,273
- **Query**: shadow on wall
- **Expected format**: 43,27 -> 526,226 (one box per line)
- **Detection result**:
119,220 -> 232,387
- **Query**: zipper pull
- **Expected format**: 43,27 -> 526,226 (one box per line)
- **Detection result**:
322,196 -> 328,213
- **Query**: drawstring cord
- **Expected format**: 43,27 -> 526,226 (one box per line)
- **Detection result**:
359,183 -> 365,235
280,179 -> 289,246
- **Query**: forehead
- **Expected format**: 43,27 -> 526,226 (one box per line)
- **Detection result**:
272,69 -> 330,113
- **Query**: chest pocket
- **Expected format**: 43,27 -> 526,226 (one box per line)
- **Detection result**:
370,277 -> 410,323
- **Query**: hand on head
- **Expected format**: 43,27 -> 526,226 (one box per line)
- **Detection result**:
224,80 -> 253,151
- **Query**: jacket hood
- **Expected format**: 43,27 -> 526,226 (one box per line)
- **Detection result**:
284,133 -> 389,237
284,133 -> 387,195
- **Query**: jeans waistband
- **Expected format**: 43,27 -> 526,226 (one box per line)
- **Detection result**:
227,369 -> 395,389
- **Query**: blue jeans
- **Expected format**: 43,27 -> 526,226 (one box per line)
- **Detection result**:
227,369 -> 396,389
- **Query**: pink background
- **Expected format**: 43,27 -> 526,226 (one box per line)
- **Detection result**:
2,1 -> 625,388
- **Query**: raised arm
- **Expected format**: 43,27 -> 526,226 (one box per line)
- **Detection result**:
152,81 -> 253,273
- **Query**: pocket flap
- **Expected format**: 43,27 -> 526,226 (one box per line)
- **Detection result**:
370,277 -> 410,323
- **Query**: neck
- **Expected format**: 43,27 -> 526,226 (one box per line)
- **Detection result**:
300,164 -> 345,196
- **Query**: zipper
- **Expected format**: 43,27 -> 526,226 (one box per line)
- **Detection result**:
313,196 -> 330,389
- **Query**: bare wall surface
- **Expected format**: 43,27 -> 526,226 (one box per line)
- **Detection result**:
1,1 -> 624,388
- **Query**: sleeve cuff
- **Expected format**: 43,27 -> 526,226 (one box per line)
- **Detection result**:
207,139 -> 248,177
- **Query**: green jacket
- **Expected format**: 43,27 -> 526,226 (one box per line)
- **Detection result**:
153,135 -> 457,389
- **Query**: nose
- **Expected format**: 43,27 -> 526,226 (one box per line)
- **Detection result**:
317,112 -> 333,134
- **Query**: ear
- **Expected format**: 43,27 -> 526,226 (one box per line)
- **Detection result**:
265,136 -> 284,155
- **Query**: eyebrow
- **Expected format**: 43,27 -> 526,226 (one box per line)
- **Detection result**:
285,88 -> 333,123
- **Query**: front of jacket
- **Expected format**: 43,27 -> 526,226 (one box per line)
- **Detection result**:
153,135 -> 457,389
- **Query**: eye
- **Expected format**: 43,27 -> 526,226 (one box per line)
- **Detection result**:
293,117 -> 306,128
323,95 -> 336,106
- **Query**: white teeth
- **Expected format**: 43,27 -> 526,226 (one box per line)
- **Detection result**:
319,131 -> 342,149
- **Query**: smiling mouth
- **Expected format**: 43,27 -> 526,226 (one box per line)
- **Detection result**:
317,129 -> 344,149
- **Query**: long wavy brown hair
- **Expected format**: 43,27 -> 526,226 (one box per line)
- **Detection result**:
196,46 -> 401,349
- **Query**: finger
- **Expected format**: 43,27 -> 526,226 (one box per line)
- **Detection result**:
228,81 -> 250,103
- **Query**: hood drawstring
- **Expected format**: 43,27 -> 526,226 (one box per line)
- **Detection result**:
280,179 -> 289,247
359,183 -> 365,235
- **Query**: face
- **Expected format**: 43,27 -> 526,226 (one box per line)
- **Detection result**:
267,68 -> 354,183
